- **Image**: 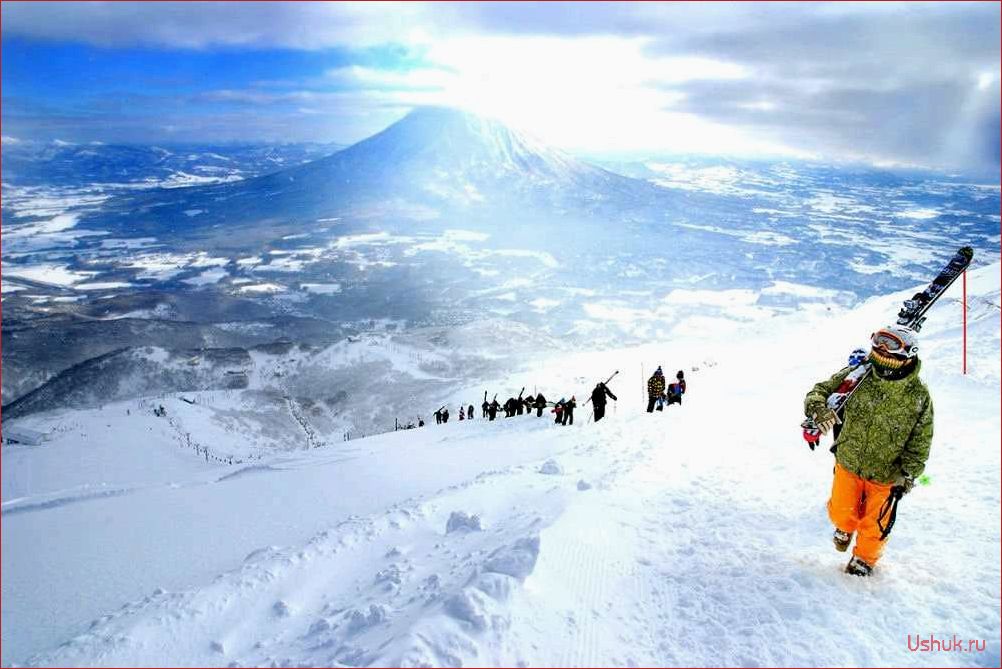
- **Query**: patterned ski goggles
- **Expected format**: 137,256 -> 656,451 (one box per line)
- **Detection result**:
871,329 -> 910,355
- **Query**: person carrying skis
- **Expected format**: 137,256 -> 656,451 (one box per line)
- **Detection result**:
561,396 -> 577,425
646,367 -> 666,413
591,382 -> 617,422
488,398 -> 500,421
482,398 -> 489,418
434,408 -> 442,425
803,324 -> 933,577
534,392 -> 547,417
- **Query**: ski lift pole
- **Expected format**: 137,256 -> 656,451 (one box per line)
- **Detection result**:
641,363 -> 645,404
963,268 -> 967,375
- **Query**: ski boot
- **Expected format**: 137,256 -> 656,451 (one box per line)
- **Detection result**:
833,529 -> 852,553
845,556 -> 873,577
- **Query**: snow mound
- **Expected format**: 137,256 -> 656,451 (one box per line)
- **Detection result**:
446,511 -> 483,533
482,535 -> 541,581
538,459 -> 563,475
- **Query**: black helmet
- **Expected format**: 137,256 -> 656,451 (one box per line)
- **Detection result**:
676,370 -> 684,379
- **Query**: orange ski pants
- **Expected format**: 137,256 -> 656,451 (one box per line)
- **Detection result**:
827,463 -> 894,565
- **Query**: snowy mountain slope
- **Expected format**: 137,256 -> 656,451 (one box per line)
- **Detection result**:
2,264 -> 999,667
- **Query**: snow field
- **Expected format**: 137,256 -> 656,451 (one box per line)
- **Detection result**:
3,262 -> 999,666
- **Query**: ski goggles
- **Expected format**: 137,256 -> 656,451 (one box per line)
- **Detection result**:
870,329 -> 907,354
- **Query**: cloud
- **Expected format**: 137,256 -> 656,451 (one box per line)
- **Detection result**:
0,2 -> 433,49
2,2 -> 998,170
646,3 -> 1001,170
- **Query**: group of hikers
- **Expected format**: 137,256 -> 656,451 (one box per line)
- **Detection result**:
645,367 -> 687,412
408,365 -> 688,430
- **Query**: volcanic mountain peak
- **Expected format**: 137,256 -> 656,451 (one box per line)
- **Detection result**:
332,105 -> 594,180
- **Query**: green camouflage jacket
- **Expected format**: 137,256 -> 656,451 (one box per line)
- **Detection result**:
804,360 -> 933,483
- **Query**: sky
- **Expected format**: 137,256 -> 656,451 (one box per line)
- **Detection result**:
1,1 -> 999,173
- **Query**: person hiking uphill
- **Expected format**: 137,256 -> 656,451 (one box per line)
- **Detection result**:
804,324 -> 933,577
534,392 -> 547,417
666,370 -> 686,406
646,367 -> 666,413
561,396 -> 577,425
552,399 -> 564,424
590,381 -> 617,422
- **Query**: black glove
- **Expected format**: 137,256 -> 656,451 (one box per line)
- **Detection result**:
895,475 -> 916,496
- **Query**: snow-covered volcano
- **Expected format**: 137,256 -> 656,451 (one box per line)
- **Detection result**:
308,106 -> 607,186
97,107 -> 656,242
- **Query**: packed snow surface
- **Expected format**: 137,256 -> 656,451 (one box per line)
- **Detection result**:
1,264 -> 999,667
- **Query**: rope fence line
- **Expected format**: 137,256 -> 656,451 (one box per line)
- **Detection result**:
139,397 -> 261,466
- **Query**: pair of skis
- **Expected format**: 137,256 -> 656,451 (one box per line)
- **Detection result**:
584,370 -> 619,406
802,246 -> 973,446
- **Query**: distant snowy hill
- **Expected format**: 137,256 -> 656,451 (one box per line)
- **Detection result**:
3,262 -> 998,667
1,140 -> 345,187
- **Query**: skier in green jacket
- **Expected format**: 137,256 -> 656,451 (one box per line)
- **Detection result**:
804,324 -> 933,576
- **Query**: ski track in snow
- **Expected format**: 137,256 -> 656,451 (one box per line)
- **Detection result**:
4,264 -> 1000,667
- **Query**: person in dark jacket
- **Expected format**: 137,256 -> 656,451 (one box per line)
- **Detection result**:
482,399 -> 489,418
534,393 -> 547,417
666,370 -> 686,406
561,396 -> 577,425
434,409 -> 442,424
552,399 -> 564,424
442,408 -> 450,423
468,404 -> 475,420
488,399 -> 500,421
591,382 -> 618,422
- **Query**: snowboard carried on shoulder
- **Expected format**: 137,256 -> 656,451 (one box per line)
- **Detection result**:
802,246 -> 974,446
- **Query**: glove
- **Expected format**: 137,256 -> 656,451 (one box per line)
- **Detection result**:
813,408 -> 840,436
895,475 -> 916,495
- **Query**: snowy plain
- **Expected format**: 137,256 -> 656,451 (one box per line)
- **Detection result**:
2,262 -> 999,667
